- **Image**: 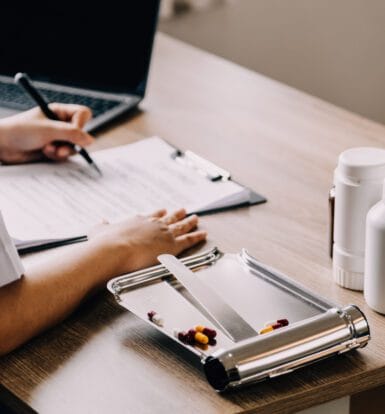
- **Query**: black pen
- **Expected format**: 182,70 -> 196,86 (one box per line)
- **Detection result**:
14,72 -> 102,176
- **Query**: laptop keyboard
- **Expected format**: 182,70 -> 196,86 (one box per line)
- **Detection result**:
0,81 -> 122,118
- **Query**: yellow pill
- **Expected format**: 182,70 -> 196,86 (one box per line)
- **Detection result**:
259,325 -> 274,335
195,332 -> 209,344
195,325 -> 205,333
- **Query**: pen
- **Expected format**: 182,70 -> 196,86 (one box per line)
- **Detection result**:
14,72 -> 102,176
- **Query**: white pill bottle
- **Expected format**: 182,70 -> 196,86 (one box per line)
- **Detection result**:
332,147 -> 385,290
365,181 -> 385,314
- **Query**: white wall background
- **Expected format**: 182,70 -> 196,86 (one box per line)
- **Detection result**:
160,0 -> 385,124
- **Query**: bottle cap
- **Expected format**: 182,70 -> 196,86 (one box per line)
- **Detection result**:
333,263 -> 364,291
337,147 -> 385,181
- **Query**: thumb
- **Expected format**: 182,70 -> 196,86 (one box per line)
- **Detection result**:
42,120 -> 95,147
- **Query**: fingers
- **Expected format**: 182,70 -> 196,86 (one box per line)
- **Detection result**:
175,230 -> 207,252
49,103 -> 93,128
169,215 -> 198,237
43,120 -> 94,147
71,107 -> 93,129
161,208 -> 186,225
42,143 -> 76,161
39,103 -> 94,150
1,149 -> 46,164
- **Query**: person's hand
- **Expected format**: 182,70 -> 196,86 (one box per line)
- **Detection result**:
89,208 -> 207,278
0,104 -> 94,164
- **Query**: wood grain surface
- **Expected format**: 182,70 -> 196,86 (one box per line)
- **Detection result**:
1,33 -> 385,414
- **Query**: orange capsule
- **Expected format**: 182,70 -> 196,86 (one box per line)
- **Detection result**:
195,325 -> 205,333
259,325 -> 274,335
195,332 -> 209,345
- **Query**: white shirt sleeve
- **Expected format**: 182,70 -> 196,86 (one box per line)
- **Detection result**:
0,211 -> 24,288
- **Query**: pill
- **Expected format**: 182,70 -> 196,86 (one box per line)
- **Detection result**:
203,328 -> 217,339
277,319 -> 289,326
194,325 -> 217,338
173,328 -> 182,339
259,325 -> 274,335
186,329 -> 196,345
179,333 -> 188,343
208,337 -> 217,346
147,310 -> 163,326
152,314 -> 164,327
173,329 -> 189,343
147,310 -> 156,320
195,332 -> 209,345
196,343 -> 209,351
195,325 -> 205,333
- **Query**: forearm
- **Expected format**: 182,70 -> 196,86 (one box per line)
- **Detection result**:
0,209 -> 206,355
0,240 -> 119,355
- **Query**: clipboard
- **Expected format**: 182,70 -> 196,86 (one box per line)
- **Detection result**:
107,247 -> 370,391
14,235 -> 88,255
1,136 -> 266,243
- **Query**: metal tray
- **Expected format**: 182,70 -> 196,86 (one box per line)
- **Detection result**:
107,247 -> 370,391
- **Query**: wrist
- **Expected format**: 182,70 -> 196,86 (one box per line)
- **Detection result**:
87,237 -> 134,282
0,121 -> 9,154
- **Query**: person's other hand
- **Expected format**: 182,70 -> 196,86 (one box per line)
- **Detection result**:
0,104 -> 94,164
89,208 -> 207,278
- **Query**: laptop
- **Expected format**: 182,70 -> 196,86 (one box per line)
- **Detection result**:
0,2 -> 160,132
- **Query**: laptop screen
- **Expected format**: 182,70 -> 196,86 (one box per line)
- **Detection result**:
0,2 -> 160,96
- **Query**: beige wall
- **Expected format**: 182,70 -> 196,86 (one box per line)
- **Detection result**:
160,0 -> 385,124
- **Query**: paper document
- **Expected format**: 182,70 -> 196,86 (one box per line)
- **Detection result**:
0,137 -> 251,239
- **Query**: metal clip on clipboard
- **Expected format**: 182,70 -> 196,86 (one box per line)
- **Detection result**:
107,248 -> 370,392
171,149 -> 231,181
170,147 -> 267,211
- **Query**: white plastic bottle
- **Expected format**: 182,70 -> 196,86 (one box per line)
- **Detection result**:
333,147 -> 385,290
364,184 -> 385,314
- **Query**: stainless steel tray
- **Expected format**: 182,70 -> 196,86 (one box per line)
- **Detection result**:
107,247 -> 370,391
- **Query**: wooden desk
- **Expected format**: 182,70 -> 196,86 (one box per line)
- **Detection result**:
1,33 -> 385,414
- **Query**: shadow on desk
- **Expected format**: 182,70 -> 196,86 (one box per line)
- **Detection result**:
0,291 -> 124,401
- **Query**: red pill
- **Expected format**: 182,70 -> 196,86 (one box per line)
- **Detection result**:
272,323 -> 283,330
208,337 -> 217,346
203,328 -> 217,339
147,310 -> 156,321
186,329 -> 196,345
277,319 -> 289,326
178,332 -> 188,343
